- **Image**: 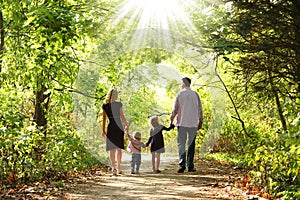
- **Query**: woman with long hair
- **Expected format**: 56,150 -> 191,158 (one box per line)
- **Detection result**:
101,89 -> 129,175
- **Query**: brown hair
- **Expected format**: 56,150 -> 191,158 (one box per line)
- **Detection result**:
133,131 -> 142,140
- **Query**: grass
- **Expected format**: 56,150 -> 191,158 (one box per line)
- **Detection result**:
204,152 -> 248,167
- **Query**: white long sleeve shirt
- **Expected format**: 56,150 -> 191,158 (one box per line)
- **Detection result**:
170,87 -> 203,128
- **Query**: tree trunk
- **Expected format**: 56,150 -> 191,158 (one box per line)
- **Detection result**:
292,0 -> 300,96
33,82 -> 50,135
267,64 -> 287,131
296,53 -> 300,96
0,10 -> 4,73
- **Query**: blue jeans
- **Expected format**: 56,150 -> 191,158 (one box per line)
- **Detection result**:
131,153 -> 141,171
177,126 -> 197,170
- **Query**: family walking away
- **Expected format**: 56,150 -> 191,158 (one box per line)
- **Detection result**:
170,77 -> 203,173
100,76 -> 203,175
101,89 -> 129,175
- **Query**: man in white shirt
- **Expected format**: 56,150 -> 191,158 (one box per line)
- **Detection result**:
170,77 -> 203,173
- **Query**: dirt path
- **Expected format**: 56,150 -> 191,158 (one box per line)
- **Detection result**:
65,153 -> 258,200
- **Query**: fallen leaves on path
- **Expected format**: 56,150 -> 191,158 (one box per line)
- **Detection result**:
0,157 -> 272,200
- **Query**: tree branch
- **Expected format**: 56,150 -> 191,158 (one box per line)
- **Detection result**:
215,55 -> 252,138
54,88 -> 105,100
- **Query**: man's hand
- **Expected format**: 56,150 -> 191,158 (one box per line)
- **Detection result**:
169,122 -> 175,129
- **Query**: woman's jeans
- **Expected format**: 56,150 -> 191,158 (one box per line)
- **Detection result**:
177,126 -> 197,170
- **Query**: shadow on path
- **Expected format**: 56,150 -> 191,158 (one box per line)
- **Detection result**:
67,153 -> 252,200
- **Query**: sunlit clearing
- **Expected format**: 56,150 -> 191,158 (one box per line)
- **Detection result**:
110,0 -> 199,51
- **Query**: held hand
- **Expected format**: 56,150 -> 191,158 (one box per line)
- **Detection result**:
171,124 -> 175,129
124,125 -> 129,133
169,122 -> 174,129
126,132 -> 130,139
102,131 -> 107,138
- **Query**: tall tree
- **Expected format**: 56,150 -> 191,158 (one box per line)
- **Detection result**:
0,9 -> 3,73
0,0 -> 110,133
193,0 -> 300,130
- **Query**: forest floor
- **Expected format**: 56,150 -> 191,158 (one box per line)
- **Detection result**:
1,153 -> 267,200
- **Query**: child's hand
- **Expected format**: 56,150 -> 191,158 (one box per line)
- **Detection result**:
126,132 -> 131,139
169,124 -> 175,129
124,125 -> 129,133
102,131 -> 107,138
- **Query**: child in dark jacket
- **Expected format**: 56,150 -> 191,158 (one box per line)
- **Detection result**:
146,116 -> 174,173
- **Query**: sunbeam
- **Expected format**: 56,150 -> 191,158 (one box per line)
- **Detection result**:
109,0 -> 200,51
73,0 -> 226,159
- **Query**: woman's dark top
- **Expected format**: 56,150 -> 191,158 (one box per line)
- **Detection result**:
102,101 -> 125,151
146,125 -> 173,153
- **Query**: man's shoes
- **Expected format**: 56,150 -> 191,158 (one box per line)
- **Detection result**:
188,168 -> 196,172
177,167 -> 186,173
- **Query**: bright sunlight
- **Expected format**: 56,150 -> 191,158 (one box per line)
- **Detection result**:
110,0 -> 199,51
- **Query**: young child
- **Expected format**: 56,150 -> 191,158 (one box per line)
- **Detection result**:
146,116 -> 174,173
127,131 -> 146,174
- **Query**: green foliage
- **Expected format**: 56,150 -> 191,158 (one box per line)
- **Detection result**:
0,88 -> 98,187
0,0 -> 109,187
213,118 -> 245,153
213,113 -> 300,199
212,94 -> 300,198
205,152 -> 244,166
199,1 -> 300,197
2,0 -> 81,87
245,130 -> 300,199
1,1 -> 299,199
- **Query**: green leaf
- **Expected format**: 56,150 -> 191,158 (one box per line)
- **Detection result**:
24,16 -> 36,27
